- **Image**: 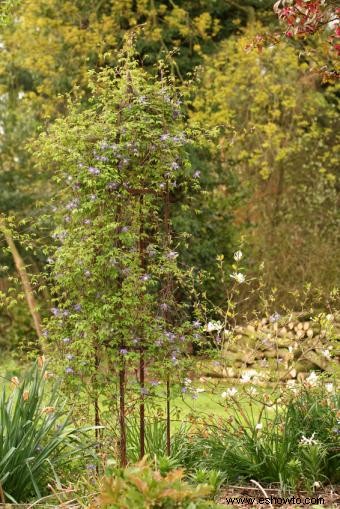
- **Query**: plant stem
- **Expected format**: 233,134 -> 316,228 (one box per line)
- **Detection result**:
139,194 -> 146,459
166,376 -> 171,456
94,340 -> 100,471
119,360 -> 127,467
163,183 -> 172,456
0,218 -> 43,351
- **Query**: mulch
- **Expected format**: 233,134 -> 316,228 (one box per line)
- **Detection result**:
217,485 -> 340,507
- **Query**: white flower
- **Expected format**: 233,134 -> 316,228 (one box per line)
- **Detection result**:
306,371 -> 318,387
205,320 -> 223,332
255,423 -> 263,430
196,388 -> 205,393
313,481 -> 321,489
241,373 -> 252,383
322,349 -> 331,360
234,250 -> 243,262
248,386 -> 257,396
230,272 -> 245,284
221,387 -> 238,398
299,433 -> 318,446
325,383 -> 334,393
241,370 -> 257,384
184,378 -> 192,386
287,380 -> 297,392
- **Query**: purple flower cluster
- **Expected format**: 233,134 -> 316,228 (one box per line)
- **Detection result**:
88,166 -> 101,176
269,312 -> 281,323
107,181 -> 119,191
51,307 -> 69,318
166,251 -> 178,260
66,199 -> 79,211
165,331 -> 176,342
95,155 -> 109,162
52,231 -> 68,242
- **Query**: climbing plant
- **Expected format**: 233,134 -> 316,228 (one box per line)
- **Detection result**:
34,42 -> 205,465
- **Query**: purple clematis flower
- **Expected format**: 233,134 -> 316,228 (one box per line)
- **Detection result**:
88,166 -> 100,176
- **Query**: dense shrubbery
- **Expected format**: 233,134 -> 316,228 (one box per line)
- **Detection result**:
160,381 -> 339,493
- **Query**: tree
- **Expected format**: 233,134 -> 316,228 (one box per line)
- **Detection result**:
191,24 -> 339,306
274,0 -> 339,78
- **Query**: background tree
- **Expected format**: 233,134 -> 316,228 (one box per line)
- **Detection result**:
191,24 -> 339,307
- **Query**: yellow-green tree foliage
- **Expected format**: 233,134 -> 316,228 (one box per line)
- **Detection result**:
0,0 -> 261,116
191,24 -> 339,302
0,1 -> 270,212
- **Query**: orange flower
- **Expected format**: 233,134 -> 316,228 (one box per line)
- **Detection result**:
42,406 -> 55,414
38,355 -> 46,368
10,376 -> 20,388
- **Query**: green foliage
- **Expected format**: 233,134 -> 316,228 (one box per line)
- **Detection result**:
127,417 -> 194,468
191,24 -> 340,305
188,469 -> 225,497
0,361 -> 93,502
33,46 -> 208,464
285,384 -> 340,484
173,382 -> 339,492
95,457 -> 220,509
127,417 -> 168,464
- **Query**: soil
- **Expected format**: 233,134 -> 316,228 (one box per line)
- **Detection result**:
217,485 -> 340,507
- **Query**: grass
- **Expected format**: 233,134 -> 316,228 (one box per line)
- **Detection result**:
0,353 -> 265,424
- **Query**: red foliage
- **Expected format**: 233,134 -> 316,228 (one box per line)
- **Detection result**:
274,0 -> 339,54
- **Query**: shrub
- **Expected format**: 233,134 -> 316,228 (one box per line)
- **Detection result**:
0,361 -> 93,502
93,457 -> 222,509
